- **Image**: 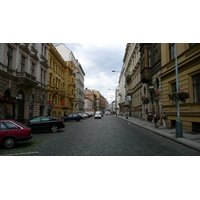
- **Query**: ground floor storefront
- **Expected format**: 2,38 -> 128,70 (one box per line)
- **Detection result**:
0,87 -> 48,122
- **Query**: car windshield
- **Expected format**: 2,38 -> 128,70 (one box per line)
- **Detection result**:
96,112 -> 101,114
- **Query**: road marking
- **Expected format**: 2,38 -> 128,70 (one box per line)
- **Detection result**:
1,151 -> 39,156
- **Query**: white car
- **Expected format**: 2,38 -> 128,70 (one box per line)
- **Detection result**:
94,111 -> 102,119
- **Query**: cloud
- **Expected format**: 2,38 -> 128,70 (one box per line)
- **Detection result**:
64,43 -> 126,103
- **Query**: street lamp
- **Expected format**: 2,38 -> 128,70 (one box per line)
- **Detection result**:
174,43 -> 183,137
112,70 -> 121,72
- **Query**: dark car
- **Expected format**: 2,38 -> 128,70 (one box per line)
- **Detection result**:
0,120 -> 32,149
26,116 -> 65,133
63,114 -> 83,122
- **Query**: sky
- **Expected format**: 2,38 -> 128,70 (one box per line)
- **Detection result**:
63,43 -> 126,103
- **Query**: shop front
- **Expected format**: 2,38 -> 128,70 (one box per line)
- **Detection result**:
0,92 -> 16,120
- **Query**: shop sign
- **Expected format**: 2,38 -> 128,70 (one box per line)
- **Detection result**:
126,96 -> 131,101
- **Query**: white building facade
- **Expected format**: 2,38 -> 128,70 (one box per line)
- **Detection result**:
123,43 -> 142,118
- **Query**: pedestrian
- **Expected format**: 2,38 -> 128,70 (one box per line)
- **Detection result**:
161,111 -> 168,129
153,112 -> 159,128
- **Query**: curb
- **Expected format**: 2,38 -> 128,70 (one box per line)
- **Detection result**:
117,116 -> 200,152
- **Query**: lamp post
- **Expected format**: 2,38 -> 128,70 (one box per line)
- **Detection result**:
112,70 -> 121,72
174,43 -> 183,137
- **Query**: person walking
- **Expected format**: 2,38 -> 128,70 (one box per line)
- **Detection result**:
161,111 -> 168,129
153,112 -> 159,128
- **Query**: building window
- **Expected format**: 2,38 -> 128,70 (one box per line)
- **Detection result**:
21,56 -> 25,72
41,44 -> 44,55
189,43 -> 196,47
44,71 -> 46,85
148,50 -> 151,67
44,46 -> 47,57
7,46 -> 13,68
41,69 -> 43,84
31,62 -> 35,76
156,78 -> 159,89
169,43 -> 175,60
144,87 -> 146,95
193,73 -> 200,103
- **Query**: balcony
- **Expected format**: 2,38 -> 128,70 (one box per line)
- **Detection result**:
141,67 -> 152,83
19,43 -> 31,54
40,54 -> 48,68
17,72 -> 37,87
30,46 -> 39,61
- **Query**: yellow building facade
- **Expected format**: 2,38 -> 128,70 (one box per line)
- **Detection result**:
47,44 -> 75,118
161,43 -> 200,133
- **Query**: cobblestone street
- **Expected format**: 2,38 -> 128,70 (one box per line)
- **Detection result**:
2,116 -> 199,156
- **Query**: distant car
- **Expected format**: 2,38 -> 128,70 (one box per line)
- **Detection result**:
26,116 -> 65,133
94,111 -> 102,119
105,111 -> 111,115
63,114 -> 83,122
0,120 -> 32,149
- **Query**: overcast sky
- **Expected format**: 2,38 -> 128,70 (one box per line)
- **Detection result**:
64,43 -> 127,103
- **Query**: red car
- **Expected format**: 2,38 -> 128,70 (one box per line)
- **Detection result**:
0,120 -> 32,149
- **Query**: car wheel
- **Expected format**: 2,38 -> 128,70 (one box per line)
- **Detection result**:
50,125 -> 58,133
3,137 -> 16,149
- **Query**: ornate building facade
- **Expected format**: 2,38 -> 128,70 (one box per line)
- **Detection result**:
161,43 -> 200,132
0,43 -> 49,121
123,43 -> 142,118
48,43 -> 75,117
140,43 -> 162,120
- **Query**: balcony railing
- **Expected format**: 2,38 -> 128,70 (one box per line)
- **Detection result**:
16,71 -> 37,86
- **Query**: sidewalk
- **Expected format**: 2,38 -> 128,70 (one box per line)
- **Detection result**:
117,115 -> 200,152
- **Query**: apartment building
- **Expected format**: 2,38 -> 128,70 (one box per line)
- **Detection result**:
161,43 -> 200,132
140,43 -> 162,120
117,64 -> 126,115
84,88 -> 97,112
55,44 -> 85,113
0,43 -> 49,121
84,94 -> 93,111
123,43 -> 142,118
48,43 -> 76,117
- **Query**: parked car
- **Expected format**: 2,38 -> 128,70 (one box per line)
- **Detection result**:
85,111 -> 94,117
0,120 -> 32,149
63,114 -> 83,122
94,111 -> 102,119
25,116 -> 65,133
78,113 -> 88,119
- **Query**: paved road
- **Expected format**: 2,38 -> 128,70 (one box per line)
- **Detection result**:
1,116 -> 200,156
